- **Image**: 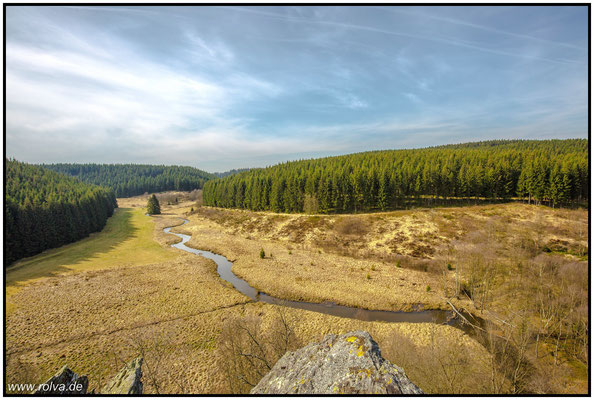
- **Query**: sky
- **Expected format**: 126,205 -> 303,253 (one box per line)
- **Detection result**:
5,5 -> 589,172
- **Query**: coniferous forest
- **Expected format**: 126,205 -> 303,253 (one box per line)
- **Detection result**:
5,160 -> 118,265
42,164 -> 215,198
203,139 -> 588,213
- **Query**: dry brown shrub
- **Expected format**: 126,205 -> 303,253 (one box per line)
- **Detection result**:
334,216 -> 370,236
127,330 -> 186,394
217,307 -> 301,393
382,329 -> 491,394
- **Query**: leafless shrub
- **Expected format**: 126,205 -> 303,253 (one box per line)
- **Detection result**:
451,232 -> 500,312
476,316 -> 534,394
382,328 -> 491,394
127,331 -> 181,394
187,189 -> 202,202
156,193 -> 179,205
334,217 -> 370,236
407,258 -> 440,274
217,306 -> 301,393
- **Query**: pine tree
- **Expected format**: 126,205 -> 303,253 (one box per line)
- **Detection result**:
147,194 -> 161,215
202,139 -> 587,213
5,159 -> 117,265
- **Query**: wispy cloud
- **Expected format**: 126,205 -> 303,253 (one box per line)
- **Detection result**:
5,6 -> 587,171
373,6 -> 585,51
220,6 -> 583,65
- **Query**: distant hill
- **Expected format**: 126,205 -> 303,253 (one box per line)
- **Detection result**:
42,164 -> 216,198
203,139 -> 588,213
213,168 -> 252,178
5,159 -> 117,265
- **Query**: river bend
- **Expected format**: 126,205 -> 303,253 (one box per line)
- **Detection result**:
164,218 -> 473,331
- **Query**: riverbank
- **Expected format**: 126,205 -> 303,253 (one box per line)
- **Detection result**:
182,202 -> 588,394
4,197 -> 497,394
178,207 -> 477,313
165,218 -> 479,330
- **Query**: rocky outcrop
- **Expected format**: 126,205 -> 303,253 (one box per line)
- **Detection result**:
101,356 -> 143,394
34,356 -> 142,395
33,365 -> 88,394
251,331 -> 423,394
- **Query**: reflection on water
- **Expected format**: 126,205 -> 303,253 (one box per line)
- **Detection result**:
164,219 -> 476,333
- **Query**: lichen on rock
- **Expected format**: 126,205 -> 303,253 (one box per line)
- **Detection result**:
251,330 -> 423,394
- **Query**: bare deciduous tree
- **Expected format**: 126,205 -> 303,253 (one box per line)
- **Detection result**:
217,306 -> 301,393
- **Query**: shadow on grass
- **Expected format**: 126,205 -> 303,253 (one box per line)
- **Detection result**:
6,208 -> 139,288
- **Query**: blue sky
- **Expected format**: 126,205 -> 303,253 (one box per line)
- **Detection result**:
6,5 -> 588,172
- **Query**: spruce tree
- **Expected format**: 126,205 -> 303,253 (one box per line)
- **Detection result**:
202,139 -> 587,213
147,194 -> 161,215
5,159 -> 117,265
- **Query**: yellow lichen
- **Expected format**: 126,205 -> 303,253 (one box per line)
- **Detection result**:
357,345 -> 365,357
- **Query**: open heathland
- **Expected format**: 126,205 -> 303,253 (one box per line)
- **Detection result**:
6,197 -> 497,394
186,201 -> 588,393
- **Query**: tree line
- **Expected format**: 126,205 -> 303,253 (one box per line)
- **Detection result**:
203,139 -> 588,213
42,163 -> 215,198
213,168 -> 251,178
5,160 -> 118,265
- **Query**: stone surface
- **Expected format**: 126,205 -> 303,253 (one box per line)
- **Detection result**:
101,356 -> 144,394
251,330 -> 424,394
33,365 -> 88,394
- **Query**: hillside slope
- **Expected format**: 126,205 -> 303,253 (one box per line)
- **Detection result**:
42,163 -> 215,197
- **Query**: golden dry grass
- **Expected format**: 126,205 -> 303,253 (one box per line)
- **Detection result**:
192,203 -> 587,261
5,198 -> 495,394
185,202 -> 588,394
181,214 -> 462,312
185,203 -> 587,315
6,208 -> 178,315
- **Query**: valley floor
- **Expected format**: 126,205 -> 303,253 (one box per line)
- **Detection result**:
5,194 -> 587,394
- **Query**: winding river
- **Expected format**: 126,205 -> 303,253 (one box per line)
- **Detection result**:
164,218 -> 476,333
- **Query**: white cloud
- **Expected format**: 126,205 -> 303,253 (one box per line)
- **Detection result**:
5,6 -> 587,171
6,26 -> 286,169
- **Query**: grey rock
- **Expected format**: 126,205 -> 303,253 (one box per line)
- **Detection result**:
251,331 -> 423,394
101,356 -> 143,394
33,365 -> 88,394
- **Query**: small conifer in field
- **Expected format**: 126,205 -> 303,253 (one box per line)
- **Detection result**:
147,194 -> 161,215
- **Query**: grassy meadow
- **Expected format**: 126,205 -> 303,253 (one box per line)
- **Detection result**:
6,207 -> 179,315
5,194 -> 587,394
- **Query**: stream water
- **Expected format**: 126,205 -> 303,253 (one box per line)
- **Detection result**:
164,218 -> 476,333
